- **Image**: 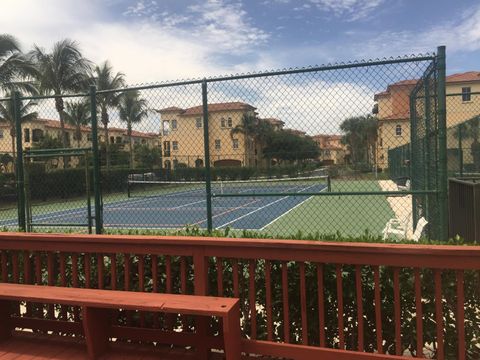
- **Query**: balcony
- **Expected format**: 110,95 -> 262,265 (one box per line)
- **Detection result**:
0,232 -> 478,360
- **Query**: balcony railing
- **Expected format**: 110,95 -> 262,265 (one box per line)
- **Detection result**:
0,232 -> 478,359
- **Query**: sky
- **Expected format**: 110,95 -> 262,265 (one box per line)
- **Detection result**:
1,0 -> 480,85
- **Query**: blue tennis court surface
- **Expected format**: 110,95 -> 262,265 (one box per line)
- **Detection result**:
1,179 -> 328,231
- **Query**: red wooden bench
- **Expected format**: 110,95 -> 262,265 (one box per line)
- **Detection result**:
0,283 -> 241,360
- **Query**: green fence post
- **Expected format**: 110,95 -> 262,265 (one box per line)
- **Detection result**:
89,85 -> 103,234
202,80 -> 213,232
458,124 -> 463,176
13,92 -> 26,231
409,93 -> 418,227
436,45 -> 448,241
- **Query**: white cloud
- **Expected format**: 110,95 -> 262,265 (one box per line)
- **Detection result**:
308,0 -> 384,21
355,5 -> 480,58
0,0 -> 271,85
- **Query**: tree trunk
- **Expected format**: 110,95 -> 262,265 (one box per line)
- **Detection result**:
55,97 -> 68,168
101,107 -> 110,170
128,123 -> 133,169
10,128 -> 16,173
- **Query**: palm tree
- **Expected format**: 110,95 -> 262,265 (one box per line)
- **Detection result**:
93,61 -> 126,169
0,34 -> 37,95
231,114 -> 273,165
64,101 -> 90,148
117,91 -> 148,168
30,39 -> 92,150
0,93 -> 38,170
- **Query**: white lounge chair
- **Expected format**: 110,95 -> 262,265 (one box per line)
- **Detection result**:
397,179 -> 411,191
383,212 -> 411,240
411,217 -> 428,242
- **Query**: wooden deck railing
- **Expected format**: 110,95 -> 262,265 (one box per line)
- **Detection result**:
0,232 -> 478,359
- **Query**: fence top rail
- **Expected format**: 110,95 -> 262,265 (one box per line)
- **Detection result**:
0,53 -> 436,101
0,232 -> 478,270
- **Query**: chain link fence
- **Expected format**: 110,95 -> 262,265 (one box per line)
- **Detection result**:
0,48 -> 449,240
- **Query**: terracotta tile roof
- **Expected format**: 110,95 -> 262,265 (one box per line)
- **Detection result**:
374,71 -> 480,100
157,106 -> 184,113
109,127 -> 157,138
41,119 -> 91,132
23,118 -> 157,139
183,102 -> 256,116
155,102 -> 256,116
378,112 -> 410,121
446,71 -> 480,83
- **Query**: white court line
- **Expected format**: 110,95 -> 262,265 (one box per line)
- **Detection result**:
259,186 -> 327,230
216,183 -> 319,229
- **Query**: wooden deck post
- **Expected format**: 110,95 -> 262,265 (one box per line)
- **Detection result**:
223,301 -> 241,360
0,300 -> 12,341
82,307 -> 112,359
194,251 -> 210,360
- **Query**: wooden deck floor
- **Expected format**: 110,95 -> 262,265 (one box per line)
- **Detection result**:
0,332 -> 272,360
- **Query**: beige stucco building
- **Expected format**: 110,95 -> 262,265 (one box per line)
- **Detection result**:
157,102 -> 266,169
374,71 -> 480,170
0,118 -> 158,171
312,134 -> 347,165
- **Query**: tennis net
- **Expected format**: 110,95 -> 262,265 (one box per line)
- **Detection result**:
127,175 -> 331,199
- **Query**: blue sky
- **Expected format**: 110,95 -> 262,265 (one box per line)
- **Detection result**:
1,0 -> 479,84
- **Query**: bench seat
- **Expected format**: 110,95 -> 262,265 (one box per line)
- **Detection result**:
0,283 -> 241,360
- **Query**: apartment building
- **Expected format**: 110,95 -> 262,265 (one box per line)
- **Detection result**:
157,102 -> 261,168
374,71 -> 480,170
312,134 -> 347,165
0,118 -> 158,171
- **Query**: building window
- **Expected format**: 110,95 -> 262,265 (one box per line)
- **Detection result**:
227,117 -> 232,127
24,128 -> 30,142
32,129 -> 44,142
395,125 -> 402,136
0,130 -> 3,139
462,87 -> 471,102
87,133 -> 93,141
215,139 -> 221,150
232,138 -> 239,149
163,141 -> 171,157
196,118 -> 203,128
173,159 -> 179,168
116,136 -> 122,144
221,118 -> 226,128
163,120 -> 170,135
325,150 -> 331,156
110,136 -> 115,144
171,119 -> 177,130
172,141 -> 178,151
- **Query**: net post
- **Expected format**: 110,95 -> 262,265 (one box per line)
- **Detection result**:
85,150 -> 93,234
13,91 -> 26,231
90,85 -> 103,234
202,80 -> 213,232
327,175 -> 332,192
436,45 -> 448,241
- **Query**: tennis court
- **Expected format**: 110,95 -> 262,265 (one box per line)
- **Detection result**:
0,176 -> 330,231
